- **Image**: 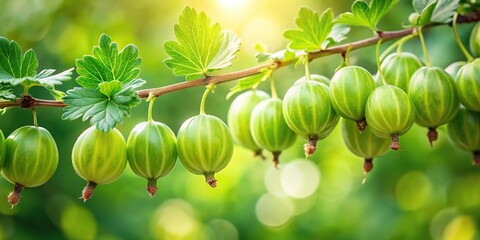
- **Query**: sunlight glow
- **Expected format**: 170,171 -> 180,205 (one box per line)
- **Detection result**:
281,160 -> 320,199
218,0 -> 249,9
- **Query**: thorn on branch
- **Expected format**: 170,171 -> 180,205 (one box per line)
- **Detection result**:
20,95 -> 35,108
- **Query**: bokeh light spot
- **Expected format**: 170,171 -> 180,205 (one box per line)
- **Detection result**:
207,219 -> 239,240
152,199 -> 198,238
395,171 -> 433,211
280,160 -> 320,198
60,204 -> 97,240
255,193 -> 294,227
442,215 -> 477,240
264,165 -> 286,197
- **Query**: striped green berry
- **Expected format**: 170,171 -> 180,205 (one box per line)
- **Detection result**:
455,58 -> 480,111
72,126 -> 127,201
2,126 -> 58,207
228,90 -> 270,158
329,66 -> 376,131
127,121 -> 177,197
297,74 -> 330,86
365,85 -> 415,150
0,130 -> 5,171
341,119 -> 390,183
177,114 -> 233,188
447,108 -> 480,165
408,66 -> 459,145
381,52 -> 423,92
283,79 -> 339,156
251,98 -> 297,167
470,21 -> 480,57
445,61 -> 467,78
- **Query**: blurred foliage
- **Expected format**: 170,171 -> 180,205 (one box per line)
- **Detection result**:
0,0 -> 479,239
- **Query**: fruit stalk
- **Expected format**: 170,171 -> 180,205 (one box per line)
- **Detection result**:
304,136 -> 318,156
428,127 -> 438,146
391,134 -> 400,150
205,173 -> 217,188
362,158 -> 373,184
474,151 -> 480,166
7,183 -> 23,208
452,13 -> 474,62
147,179 -> 158,197
82,181 -> 97,202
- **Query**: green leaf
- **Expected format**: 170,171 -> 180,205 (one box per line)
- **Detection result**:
321,24 -> 351,49
417,2 -> 438,25
336,0 -> 400,31
0,68 -> 74,86
76,34 -> 141,88
0,37 -> 38,81
164,6 -> 241,81
0,85 -> 15,101
413,0 -> 459,25
62,78 -> 145,132
226,69 -> 272,99
283,8 -> 335,52
99,80 -> 122,97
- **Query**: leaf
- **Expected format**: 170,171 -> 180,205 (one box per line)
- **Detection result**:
283,8 -> 335,52
0,37 -> 38,80
336,0 -> 400,31
417,2 -> 438,25
99,80 -> 122,97
62,79 -> 146,132
322,24 -> 351,49
163,6 -> 241,81
76,34 -> 141,88
413,0 -> 459,25
0,68 -> 74,86
0,85 -> 15,101
226,69 -> 272,99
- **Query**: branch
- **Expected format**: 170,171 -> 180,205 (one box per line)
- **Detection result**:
1,11 -> 479,109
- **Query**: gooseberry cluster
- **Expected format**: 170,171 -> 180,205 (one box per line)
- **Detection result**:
0,5 -> 478,209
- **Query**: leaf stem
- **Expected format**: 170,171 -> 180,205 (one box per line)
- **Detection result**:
452,13 -> 475,62
147,94 -> 156,123
304,55 -> 311,81
200,84 -> 215,115
270,77 -> 278,99
32,108 -> 38,127
418,27 -> 432,67
376,39 -> 387,86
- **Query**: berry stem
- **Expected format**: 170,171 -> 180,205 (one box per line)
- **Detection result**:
362,158 -> 374,184
204,172 -> 217,188
272,151 -> 281,169
147,94 -> 156,123
427,127 -> 438,147
8,183 -> 24,208
418,27 -> 432,67
452,13 -> 475,62
376,38 -> 388,86
270,77 -> 278,99
199,84 -> 215,115
146,179 -> 158,197
396,34 -> 416,53
81,181 -> 97,202
304,55 -> 311,81
473,151 -> 480,166
356,119 -> 367,132
254,149 -> 266,160
304,136 -> 318,157
32,108 -> 38,127
391,134 -> 400,150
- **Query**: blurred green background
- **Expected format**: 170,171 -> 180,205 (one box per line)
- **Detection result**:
0,0 -> 479,239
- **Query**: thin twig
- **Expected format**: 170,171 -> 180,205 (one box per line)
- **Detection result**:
1,11 -> 478,109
